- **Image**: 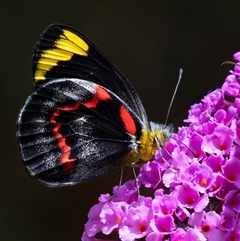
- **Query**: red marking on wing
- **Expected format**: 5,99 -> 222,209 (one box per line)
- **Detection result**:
83,85 -> 111,108
60,102 -> 81,111
50,103 -> 80,168
96,86 -> 111,101
83,96 -> 99,108
119,105 -> 136,135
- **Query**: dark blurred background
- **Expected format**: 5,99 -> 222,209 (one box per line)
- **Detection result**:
1,1 -> 239,241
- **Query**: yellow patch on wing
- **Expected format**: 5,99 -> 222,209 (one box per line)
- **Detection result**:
34,29 -> 89,82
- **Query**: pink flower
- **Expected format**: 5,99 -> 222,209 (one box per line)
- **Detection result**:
119,198 -> 153,241
188,211 -> 225,240
100,202 -> 126,235
223,223 -> 240,241
138,161 -> 162,188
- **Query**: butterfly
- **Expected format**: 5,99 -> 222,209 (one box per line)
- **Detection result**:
16,24 -> 173,187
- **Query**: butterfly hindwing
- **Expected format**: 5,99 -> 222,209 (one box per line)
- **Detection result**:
17,78 -> 143,186
32,24 -> 148,125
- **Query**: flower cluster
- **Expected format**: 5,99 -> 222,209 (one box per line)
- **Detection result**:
82,52 -> 240,241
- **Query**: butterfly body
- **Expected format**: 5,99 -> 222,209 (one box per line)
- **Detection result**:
16,24 -> 172,187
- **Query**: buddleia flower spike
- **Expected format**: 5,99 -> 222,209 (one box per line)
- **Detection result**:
82,52 -> 240,241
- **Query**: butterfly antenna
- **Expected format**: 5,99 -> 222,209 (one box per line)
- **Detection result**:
165,69 -> 183,126
167,87 -> 217,124
170,136 -> 195,156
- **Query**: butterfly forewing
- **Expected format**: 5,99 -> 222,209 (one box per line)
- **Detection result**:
32,24 -> 148,125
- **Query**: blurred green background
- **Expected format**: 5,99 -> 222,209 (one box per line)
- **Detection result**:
1,1 -> 239,241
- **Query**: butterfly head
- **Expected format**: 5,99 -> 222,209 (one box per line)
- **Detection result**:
149,121 -> 173,146
120,122 -> 173,167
